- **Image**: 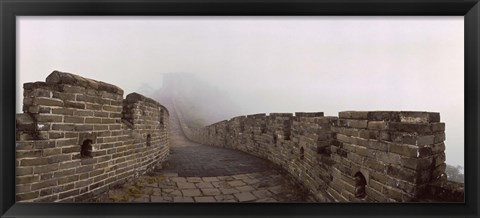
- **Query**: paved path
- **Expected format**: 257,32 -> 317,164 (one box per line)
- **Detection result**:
160,116 -> 274,177
91,110 -> 313,203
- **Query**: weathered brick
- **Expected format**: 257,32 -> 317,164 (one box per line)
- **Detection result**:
52,92 -> 75,101
16,150 -> 42,158
16,167 -> 34,176
56,138 -> 78,147
109,124 -> 121,130
81,157 -> 97,165
365,186 -> 386,202
51,108 -> 74,115
102,105 -> 121,112
61,84 -> 85,94
93,162 -> 109,170
38,106 -> 52,113
64,116 -> 85,124
16,142 -> 34,150
364,158 -> 385,172
431,123 -> 445,132
75,94 -> 95,103
65,132 -> 79,138
432,153 -> 446,167
62,146 -> 80,154
434,132 -> 446,143
94,111 -> 109,117
20,158 -> 48,166
26,105 -> 40,114
367,121 -> 389,130
386,165 -> 417,183
57,183 -> 76,193
31,180 -> 58,190
39,188 -> 53,196
400,157 -> 433,171
79,173 -> 90,180
47,154 -> 72,164
58,175 -> 80,185
93,174 -> 109,183
383,186 -> 404,202
48,132 -> 64,139
109,112 -> 122,118
74,124 -> 94,131
43,148 -> 62,156
86,103 -> 102,110
388,143 -> 419,158
35,114 -> 63,123
92,150 -> 107,157
95,97 -> 110,105
58,161 -> 79,170
347,152 -> 363,164
399,112 -> 440,124
370,171 -> 387,184
23,97 -> 34,106
85,117 -> 102,124
110,100 -> 123,106
366,112 -> 400,122
28,89 -> 51,98
35,195 -> 59,202
16,175 -> 40,184
74,179 -> 94,188
94,125 -> 109,131
89,181 -> 105,190
59,189 -> 80,199
16,184 -> 32,193
16,191 -> 39,201
34,97 -> 64,107
64,101 -> 85,109
76,165 -> 94,174
337,119 -> 368,129
73,110 -> 94,117
101,118 -> 116,124
89,169 -> 104,177
389,122 -> 432,135
339,111 -> 369,120
50,124 -> 73,131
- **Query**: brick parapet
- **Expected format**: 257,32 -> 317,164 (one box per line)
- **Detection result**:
180,110 -> 462,202
15,71 -> 170,202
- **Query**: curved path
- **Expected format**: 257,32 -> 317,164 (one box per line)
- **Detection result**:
92,110 -> 313,203
161,116 -> 274,177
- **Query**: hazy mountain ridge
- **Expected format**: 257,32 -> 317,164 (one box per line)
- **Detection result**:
151,73 -> 243,128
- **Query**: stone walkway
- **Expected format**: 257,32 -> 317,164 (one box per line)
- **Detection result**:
90,111 -> 313,203
92,171 -> 311,202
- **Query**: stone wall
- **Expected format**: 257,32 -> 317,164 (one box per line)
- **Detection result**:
15,71 -> 170,202
178,107 -> 463,202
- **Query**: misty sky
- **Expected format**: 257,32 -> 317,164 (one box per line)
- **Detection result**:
17,16 -> 464,167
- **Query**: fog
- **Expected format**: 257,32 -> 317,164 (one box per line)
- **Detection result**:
17,16 -> 464,168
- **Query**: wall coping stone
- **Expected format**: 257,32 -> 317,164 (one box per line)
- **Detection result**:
339,111 -> 440,123
45,70 -> 124,95
125,92 -> 162,107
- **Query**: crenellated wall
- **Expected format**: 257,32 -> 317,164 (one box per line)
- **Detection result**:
15,71 -> 170,202
178,108 -> 464,202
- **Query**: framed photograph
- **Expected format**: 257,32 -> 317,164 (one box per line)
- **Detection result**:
1,0 -> 479,217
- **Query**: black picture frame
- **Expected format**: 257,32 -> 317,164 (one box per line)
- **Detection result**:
1,0 -> 478,217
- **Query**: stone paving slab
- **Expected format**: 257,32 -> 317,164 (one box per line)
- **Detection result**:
91,171 -> 313,203
234,192 -> 257,202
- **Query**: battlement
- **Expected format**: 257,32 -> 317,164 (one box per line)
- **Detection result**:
15,71 -> 170,202
180,110 -> 464,202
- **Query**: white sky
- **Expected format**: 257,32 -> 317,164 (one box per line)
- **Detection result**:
17,16 -> 464,168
